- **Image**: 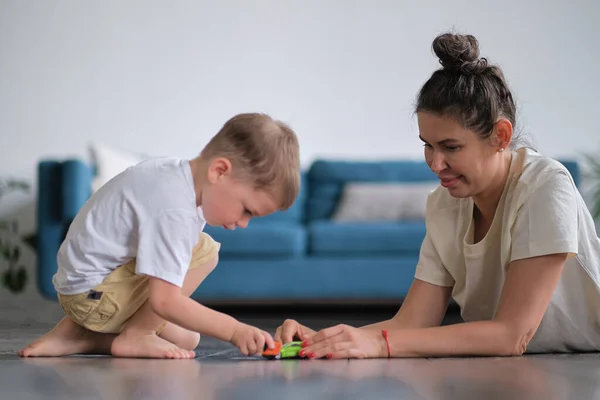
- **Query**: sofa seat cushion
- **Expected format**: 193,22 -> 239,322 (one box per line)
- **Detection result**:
307,160 -> 438,221
203,224 -> 306,258
309,221 -> 426,256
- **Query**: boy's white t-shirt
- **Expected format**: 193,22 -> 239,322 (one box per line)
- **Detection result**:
415,147 -> 600,353
53,157 -> 207,295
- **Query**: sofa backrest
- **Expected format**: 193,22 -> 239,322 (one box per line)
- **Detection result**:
561,161 -> 580,187
306,158 -> 581,222
306,160 -> 437,221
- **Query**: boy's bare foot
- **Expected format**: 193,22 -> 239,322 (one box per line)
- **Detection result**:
19,317 -> 113,357
111,330 -> 196,359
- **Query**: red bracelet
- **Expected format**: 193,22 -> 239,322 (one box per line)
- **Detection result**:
381,329 -> 391,358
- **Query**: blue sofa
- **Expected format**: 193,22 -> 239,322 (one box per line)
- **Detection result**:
36,158 -> 580,304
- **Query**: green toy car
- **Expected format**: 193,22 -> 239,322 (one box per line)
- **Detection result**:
262,341 -> 303,359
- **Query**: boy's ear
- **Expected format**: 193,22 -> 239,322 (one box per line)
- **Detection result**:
207,157 -> 232,184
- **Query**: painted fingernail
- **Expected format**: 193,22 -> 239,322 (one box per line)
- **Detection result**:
308,352 -> 316,359
326,353 -> 333,359
302,341 -> 308,347
299,350 -> 306,357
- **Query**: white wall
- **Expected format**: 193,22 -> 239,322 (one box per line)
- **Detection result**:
1,0 -> 599,227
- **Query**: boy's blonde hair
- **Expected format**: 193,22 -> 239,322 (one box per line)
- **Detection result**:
201,113 -> 300,210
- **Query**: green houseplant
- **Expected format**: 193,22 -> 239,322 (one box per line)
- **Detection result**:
582,153 -> 600,221
0,178 -> 30,293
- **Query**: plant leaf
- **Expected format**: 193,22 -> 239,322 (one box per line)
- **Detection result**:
1,246 -> 9,260
14,267 -> 27,292
582,153 -> 600,176
2,270 -> 12,290
593,185 -> 600,220
2,267 -> 27,293
7,180 -> 29,191
12,246 -> 20,263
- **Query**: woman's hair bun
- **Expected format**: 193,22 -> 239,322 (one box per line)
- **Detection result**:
433,32 -> 488,73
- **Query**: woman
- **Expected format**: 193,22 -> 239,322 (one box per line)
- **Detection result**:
274,32 -> 600,359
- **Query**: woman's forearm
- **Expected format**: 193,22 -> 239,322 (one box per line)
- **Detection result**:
387,320 -> 526,358
360,281 -> 453,333
359,306 -> 447,332
360,318 -> 403,332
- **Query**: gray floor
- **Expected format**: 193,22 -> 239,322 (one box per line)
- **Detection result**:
2,301 -> 600,400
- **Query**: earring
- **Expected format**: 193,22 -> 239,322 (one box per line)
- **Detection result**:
498,148 -> 505,153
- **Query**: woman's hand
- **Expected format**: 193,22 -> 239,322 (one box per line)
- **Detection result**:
274,319 -> 317,343
299,324 -> 388,359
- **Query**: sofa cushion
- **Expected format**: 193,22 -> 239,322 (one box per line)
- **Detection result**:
332,182 -> 438,222
203,223 -> 306,258
307,160 -> 438,221
309,221 -> 426,256
89,142 -> 149,192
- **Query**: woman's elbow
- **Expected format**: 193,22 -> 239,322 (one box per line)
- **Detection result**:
500,327 -> 535,356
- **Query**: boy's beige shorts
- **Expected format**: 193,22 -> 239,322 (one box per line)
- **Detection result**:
57,232 -> 220,335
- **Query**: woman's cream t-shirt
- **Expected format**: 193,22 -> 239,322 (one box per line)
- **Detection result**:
415,147 -> 600,353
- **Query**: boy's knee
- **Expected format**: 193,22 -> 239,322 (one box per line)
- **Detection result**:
180,331 -> 201,351
190,233 -> 220,270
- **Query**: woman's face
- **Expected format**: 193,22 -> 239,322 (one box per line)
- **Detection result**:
417,112 -> 509,199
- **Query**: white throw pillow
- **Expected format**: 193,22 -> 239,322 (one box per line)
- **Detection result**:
332,182 -> 439,222
89,142 -> 148,192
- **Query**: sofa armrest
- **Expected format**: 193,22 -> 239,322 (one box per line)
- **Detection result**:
37,158 -> 92,299
61,160 -> 92,221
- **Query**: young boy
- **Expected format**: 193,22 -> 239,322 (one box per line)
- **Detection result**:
19,113 -> 301,359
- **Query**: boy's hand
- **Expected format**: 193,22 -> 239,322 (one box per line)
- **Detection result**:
230,323 -> 275,356
274,319 -> 317,343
